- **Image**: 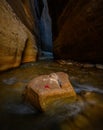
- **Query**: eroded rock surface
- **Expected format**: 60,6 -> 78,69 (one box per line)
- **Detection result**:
7,0 -> 36,34
24,72 -> 76,111
0,0 -> 38,71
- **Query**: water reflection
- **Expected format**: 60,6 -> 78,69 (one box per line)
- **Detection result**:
2,77 -> 17,85
72,81 -> 103,94
0,60 -> 103,130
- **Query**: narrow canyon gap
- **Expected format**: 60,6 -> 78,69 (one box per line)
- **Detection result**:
34,0 -> 53,57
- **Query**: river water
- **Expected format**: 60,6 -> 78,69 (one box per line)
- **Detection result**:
0,60 -> 103,130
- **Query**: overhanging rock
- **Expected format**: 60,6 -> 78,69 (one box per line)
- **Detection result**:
24,72 -> 76,111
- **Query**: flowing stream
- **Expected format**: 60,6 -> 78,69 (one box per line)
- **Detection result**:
0,60 -> 103,130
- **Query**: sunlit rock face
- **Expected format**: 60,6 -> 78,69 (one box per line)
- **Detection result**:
7,0 -> 37,34
0,0 -> 38,71
48,0 -> 103,63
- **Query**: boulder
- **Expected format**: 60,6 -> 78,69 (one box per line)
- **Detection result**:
0,0 -> 38,71
24,72 -> 76,111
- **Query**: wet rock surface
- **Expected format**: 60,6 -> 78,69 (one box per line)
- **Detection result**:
24,72 -> 76,111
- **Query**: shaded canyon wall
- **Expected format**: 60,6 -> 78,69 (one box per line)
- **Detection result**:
48,0 -> 103,63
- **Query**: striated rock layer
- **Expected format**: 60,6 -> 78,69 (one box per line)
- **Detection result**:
7,0 -> 53,54
7,0 -> 37,35
0,0 -> 38,71
50,0 -> 103,63
24,72 -> 76,111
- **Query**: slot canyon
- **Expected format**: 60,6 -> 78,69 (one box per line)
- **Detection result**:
0,0 -> 103,130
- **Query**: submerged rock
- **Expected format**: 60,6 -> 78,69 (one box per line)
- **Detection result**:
24,72 -> 76,111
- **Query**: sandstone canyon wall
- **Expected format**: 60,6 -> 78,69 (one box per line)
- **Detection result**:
0,0 -> 38,71
48,0 -> 103,63
7,0 -> 52,53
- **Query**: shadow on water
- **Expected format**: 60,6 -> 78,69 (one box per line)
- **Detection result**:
0,60 -> 103,130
